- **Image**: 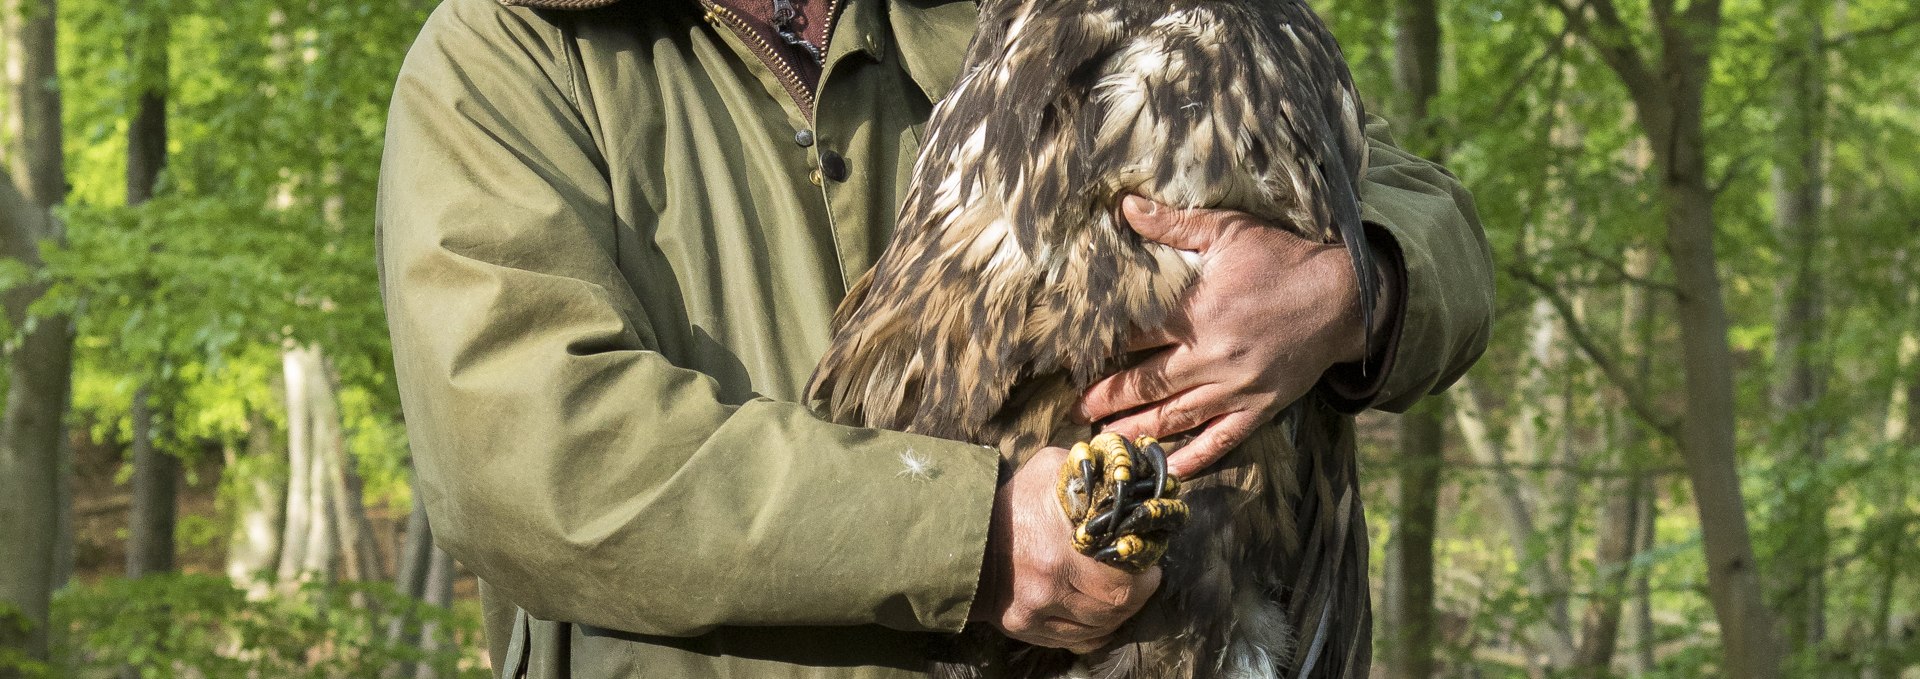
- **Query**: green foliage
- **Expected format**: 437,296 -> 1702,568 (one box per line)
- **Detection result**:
47,574 -> 487,679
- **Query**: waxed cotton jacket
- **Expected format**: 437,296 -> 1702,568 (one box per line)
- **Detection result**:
374,0 -> 1495,676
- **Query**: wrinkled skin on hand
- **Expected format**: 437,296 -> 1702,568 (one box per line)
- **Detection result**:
971,445 -> 1162,654
1075,196 -> 1384,478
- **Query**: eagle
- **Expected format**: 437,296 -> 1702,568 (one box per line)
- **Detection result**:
806,0 -> 1376,675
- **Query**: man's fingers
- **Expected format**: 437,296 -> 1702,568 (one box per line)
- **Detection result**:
1122,321 -> 1182,353
1103,385 -> 1233,440
1121,195 -> 1242,253
1074,346 -> 1199,424
1168,410 -> 1264,478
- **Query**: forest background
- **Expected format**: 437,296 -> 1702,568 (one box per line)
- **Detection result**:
0,0 -> 1914,676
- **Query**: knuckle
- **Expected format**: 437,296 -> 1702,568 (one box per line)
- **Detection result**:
1012,588 -> 1050,615
1002,609 -> 1041,634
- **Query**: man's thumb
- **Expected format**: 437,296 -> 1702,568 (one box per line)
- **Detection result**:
1121,195 -> 1217,252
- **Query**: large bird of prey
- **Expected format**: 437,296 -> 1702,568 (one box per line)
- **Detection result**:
807,0 -> 1376,676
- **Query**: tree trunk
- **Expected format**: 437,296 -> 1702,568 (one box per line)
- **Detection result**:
1386,400 -> 1444,678
298,352 -> 336,584
0,0 -> 69,671
1630,484 -> 1658,675
1562,0 -> 1782,670
384,498 -> 435,678
1384,0 -> 1445,672
1766,5 -> 1829,657
1452,372 -> 1578,667
122,0 -> 175,591
413,546 -> 457,679
312,350 -> 383,582
226,411 -> 286,594
1867,284 -> 1916,679
125,387 -> 177,577
1575,247 -> 1657,675
277,346 -> 323,587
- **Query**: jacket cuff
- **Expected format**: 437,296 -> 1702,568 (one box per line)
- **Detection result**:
1319,223 -> 1407,413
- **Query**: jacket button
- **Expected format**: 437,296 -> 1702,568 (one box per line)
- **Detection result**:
794,129 -> 815,147
820,150 -> 849,182
808,169 -> 823,186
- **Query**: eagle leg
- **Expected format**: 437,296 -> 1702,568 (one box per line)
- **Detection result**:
1057,433 -> 1190,573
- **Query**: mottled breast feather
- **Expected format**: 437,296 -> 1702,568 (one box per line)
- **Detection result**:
808,0 -> 1374,676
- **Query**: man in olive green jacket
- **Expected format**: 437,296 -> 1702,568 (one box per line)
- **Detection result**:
375,0 -> 1494,676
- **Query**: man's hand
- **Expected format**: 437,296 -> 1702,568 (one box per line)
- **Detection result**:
973,446 -> 1161,654
1073,196 -> 1383,478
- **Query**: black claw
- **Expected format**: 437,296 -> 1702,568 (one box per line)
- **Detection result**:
1139,438 -> 1170,500
1077,458 -> 1097,518
1085,504 -> 1126,540
1116,501 -> 1189,535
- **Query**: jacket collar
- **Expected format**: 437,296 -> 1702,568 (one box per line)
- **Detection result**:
500,0 -> 976,104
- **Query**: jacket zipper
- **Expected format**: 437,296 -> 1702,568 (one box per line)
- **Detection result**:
701,0 -> 842,121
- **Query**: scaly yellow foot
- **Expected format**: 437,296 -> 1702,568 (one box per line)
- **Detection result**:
1055,433 -> 1188,572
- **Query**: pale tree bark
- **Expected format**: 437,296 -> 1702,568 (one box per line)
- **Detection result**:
313,350 -> 383,582
413,546 -> 457,679
1866,281 -> 1916,679
1575,248 -> 1658,676
297,349 -> 335,582
1513,299 -> 1576,664
225,411 -> 285,594
277,345 -> 328,587
1383,0 -> 1445,672
1547,0 -> 1783,673
1452,367 -> 1579,668
0,0 -> 69,672
1766,1 -> 1830,656
384,497 -> 435,678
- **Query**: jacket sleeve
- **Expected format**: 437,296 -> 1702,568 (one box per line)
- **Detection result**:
376,0 -> 997,637
1319,117 -> 1496,413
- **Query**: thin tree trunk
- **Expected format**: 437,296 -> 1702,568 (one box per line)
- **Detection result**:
226,411 -> 286,593
1867,285 -> 1916,679
297,347 -> 335,582
125,387 -> 177,577
384,499 -> 434,678
413,546 -> 457,679
1452,372 -> 1578,667
277,346 -> 317,586
122,0 -> 175,597
1767,4 -> 1829,658
1514,299 -> 1576,666
1558,0 -> 1782,670
1576,248 -> 1658,675
0,0 -> 69,671
1387,400 -> 1444,678
1384,0 -> 1445,671
313,350 -> 382,582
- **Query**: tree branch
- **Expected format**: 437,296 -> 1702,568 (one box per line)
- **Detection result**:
1506,264 -> 1682,441
1821,11 -> 1920,47
1573,244 -> 1683,294
1547,0 -> 1662,112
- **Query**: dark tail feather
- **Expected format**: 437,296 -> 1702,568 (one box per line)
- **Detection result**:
1320,147 -> 1379,373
